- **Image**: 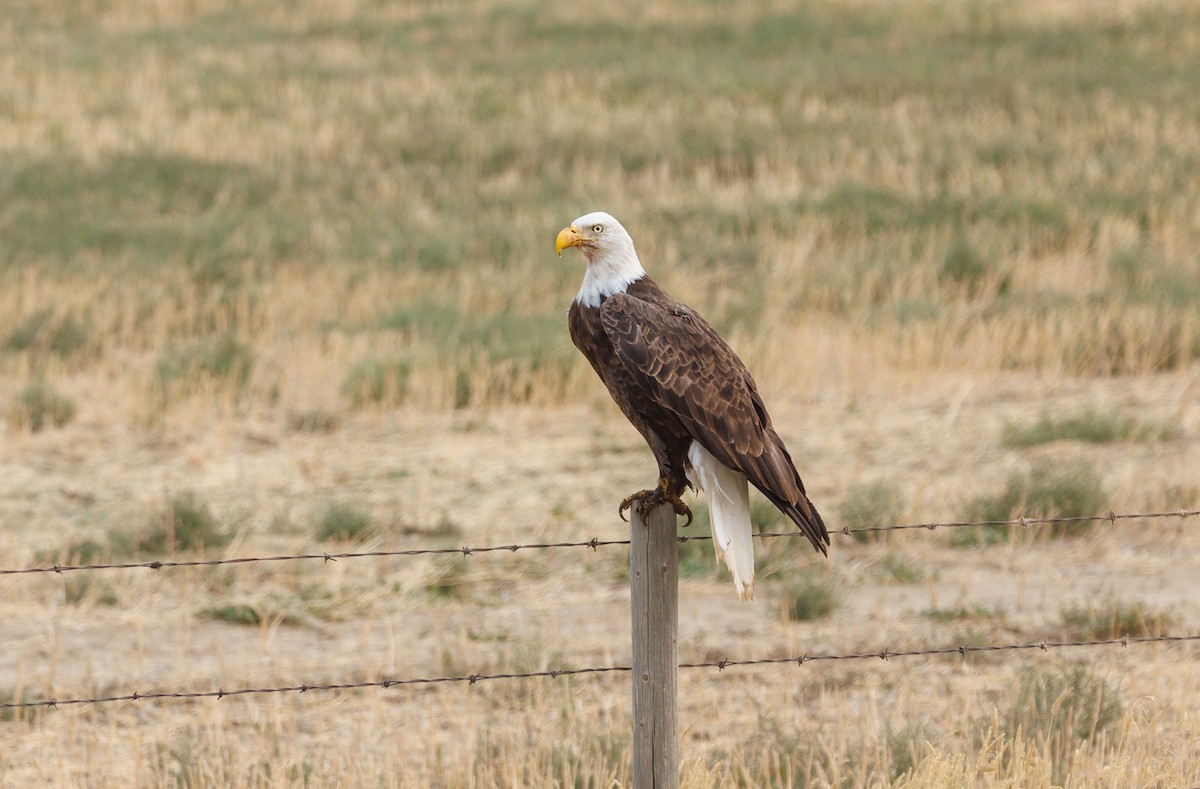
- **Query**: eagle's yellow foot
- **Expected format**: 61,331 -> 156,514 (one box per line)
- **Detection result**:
618,487 -> 693,527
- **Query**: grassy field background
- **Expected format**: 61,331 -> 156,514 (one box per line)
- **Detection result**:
2,0 -> 1199,786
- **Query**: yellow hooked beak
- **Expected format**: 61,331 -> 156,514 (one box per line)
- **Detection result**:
555,225 -> 586,256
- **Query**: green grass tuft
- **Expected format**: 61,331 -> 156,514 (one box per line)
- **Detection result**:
892,298 -> 944,326
43,495 -> 228,565
876,551 -> 926,584
784,569 -> 838,622
4,309 -> 55,352
1016,664 -> 1124,742
1002,408 -> 1173,447
921,604 -> 1001,622
4,308 -> 90,358
10,382 -> 76,431
954,461 -> 1106,545
287,409 -> 342,433
342,357 -> 411,407
41,538 -> 107,566
819,180 -> 907,233
676,501 -> 722,580
426,560 -> 471,600
199,588 -> 348,628
677,534 -> 716,579
840,480 -> 905,542
314,503 -> 372,542
198,604 -> 264,626
134,493 -> 230,555
63,576 -> 119,607
376,303 -> 574,406
949,522 -> 1011,549
378,301 -> 460,334
1,154 -> 280,271
978,664 -> 1123,782
939,236 -> 1002,296
1060,598 -> 1176,640
0,688 -> 52,723
156,335 -> 253,391
886,722 -> 937,781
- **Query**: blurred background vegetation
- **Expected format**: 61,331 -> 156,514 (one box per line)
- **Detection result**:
2,0 -> 1199,421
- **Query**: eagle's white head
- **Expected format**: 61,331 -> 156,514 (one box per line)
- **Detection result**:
556,211 -> 646,308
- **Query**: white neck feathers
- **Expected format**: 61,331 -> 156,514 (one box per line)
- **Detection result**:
573,244 -> 645,308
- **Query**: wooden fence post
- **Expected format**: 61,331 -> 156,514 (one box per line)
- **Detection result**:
629,502 -> 679,788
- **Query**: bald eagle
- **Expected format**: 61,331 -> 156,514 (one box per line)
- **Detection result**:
556,211 -> 828,599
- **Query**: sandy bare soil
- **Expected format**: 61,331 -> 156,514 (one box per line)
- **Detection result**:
1,369 -> 1198,786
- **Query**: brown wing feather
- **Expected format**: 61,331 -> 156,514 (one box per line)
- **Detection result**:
599,291 -> 828,552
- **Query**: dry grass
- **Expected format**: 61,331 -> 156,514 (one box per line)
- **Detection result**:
2,0 -> 1200,785
4,0 -> 1200,416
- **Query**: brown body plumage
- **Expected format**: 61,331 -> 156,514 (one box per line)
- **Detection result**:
557,211 -> 828,598
568,276 -> 828,555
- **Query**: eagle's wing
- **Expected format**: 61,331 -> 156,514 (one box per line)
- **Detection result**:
599,292 -> 828,553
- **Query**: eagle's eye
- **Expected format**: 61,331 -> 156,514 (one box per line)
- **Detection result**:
592,224 -> 604,234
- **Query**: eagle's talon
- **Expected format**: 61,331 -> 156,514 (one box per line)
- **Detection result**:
663,493 -> 693,527
621,487 -> 692,526
675,500 -> 694,528
619,489 -> 656,522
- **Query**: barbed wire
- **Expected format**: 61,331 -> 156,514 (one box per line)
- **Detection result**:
1,509 -> 1195,578
823,508 -> 1198,537
3,633 -> 1196,712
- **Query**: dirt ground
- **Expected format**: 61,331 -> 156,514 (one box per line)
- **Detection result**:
1,369 -> 1198,786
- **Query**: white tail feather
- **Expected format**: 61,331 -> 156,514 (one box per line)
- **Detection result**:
686,441 -> 754,600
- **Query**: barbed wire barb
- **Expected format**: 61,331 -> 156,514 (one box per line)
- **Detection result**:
1,509 -> 1195,578
2,633 -> 1196,712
